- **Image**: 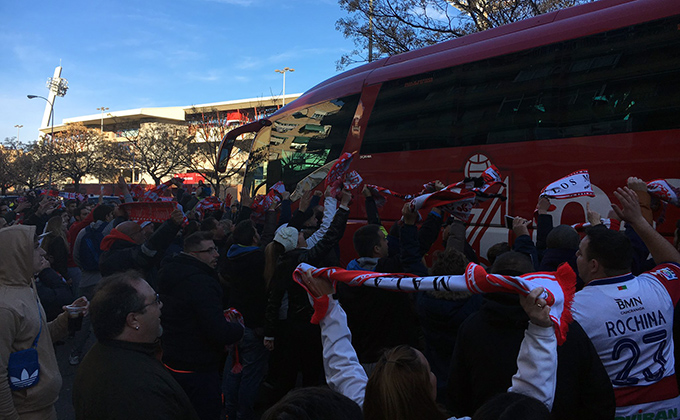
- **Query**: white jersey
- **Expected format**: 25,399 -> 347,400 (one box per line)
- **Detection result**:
572,263 -> 680,419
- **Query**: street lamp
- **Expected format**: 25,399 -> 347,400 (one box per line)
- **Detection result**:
14,125 -> 23,142
274,67 -> 294,106
27,94 -> 55,187
97,106 -> 109,133
27,69 -> 68,189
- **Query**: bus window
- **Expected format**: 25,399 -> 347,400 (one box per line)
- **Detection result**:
242,94 -> 360,197
360,16 -> 680,154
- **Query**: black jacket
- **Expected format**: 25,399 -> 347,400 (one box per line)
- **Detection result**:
36,267 -> 74,321
221,245 -> 267,330
447,293 -> 615,419
337,223 -> 425,364
219,211 -> 276,330
73,339 -> 199,420
264,207 -> 349,337
158,253 -> 244,372
99,219 -> 181,283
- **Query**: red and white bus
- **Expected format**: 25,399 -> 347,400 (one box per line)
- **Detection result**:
219,0 -> 680,264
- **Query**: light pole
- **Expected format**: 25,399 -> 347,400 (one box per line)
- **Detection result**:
274,67 -> 294,106
14,125 -> 23,142
27,95 -> 55,187
97,106 -> 109,133
28,69 -> 68,189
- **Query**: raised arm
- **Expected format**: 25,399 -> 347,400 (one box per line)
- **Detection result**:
305,188 -> 338,249
362,185 -> 382,226
299,269 -> 368,407
613,187 -> 680,265
510,287 -> 557,409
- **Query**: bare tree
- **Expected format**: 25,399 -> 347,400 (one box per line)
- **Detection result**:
0,138 -> 19,194
13,140 -> 50,190
184,107 -> 262,197
120,123 -> 193,186
50,123 -> 126,192
336,0 -> 591,68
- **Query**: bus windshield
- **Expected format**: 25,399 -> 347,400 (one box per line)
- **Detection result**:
242,94 -> 360,197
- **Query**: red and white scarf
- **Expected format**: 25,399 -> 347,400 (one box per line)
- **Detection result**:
119,201 -> 178,223
647,179 -> 680,207
325,152 -> 362,197
571,219 -> 621,232
141,179 -> 176,202
59,192 -> 87,202
194,196 -> 222,218
251,181 -> 286,218
540,170 -> 594,199
224,308 -> 245,373
366,165 -> 506,221
293,262 -> 575,345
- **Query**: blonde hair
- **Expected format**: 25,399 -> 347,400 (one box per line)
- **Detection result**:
263,241 -> 286,289
41,215 -> 69,252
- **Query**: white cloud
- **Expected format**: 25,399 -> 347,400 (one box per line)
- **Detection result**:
187,70 -> 223,82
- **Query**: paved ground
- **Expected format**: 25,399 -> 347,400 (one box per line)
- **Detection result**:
54,332 -> 95,420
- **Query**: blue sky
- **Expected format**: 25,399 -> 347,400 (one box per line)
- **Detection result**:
0,0 -> 359,142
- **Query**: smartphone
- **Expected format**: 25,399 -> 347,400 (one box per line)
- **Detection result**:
505,215 -> 515,229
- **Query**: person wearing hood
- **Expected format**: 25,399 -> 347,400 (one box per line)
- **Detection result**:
0,225 -> 88,420
98,210 -> 184,287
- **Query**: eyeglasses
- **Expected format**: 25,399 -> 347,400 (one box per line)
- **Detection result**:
193,246 -> 218,254
137,293 -> 161,312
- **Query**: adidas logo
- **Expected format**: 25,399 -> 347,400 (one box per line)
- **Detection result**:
10,368 -> 38,388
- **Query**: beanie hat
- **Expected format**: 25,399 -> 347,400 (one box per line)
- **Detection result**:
274,226 -> 299,253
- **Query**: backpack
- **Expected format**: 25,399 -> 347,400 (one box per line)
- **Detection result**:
79,223 -> 107,271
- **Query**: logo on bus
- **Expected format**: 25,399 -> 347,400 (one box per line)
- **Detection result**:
464,153 -> 493,178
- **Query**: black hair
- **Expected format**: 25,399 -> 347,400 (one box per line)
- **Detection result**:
546,224 -> 579,250
232,220 -> 257,246
473,392 -> 550,420
262,387 -> 363,420
200,217 -> 218,232
491,251 -> 534,276
353,224 -> 384,257
92,204 -> 113,222
487,242 -> 511,266
90,271 -> 146,341
584,225 -> 632,273
183,231 -> 214,251
182,220 -> 200,238
431,248 -> 469,276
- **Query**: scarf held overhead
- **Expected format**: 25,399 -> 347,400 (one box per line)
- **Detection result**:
540,170 -> 595,199
293,262 -> 575,345
367,165 -> 506,221
324,152 -> 362,197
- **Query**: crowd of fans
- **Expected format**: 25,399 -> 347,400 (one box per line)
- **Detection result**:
1,173 -> 679,420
